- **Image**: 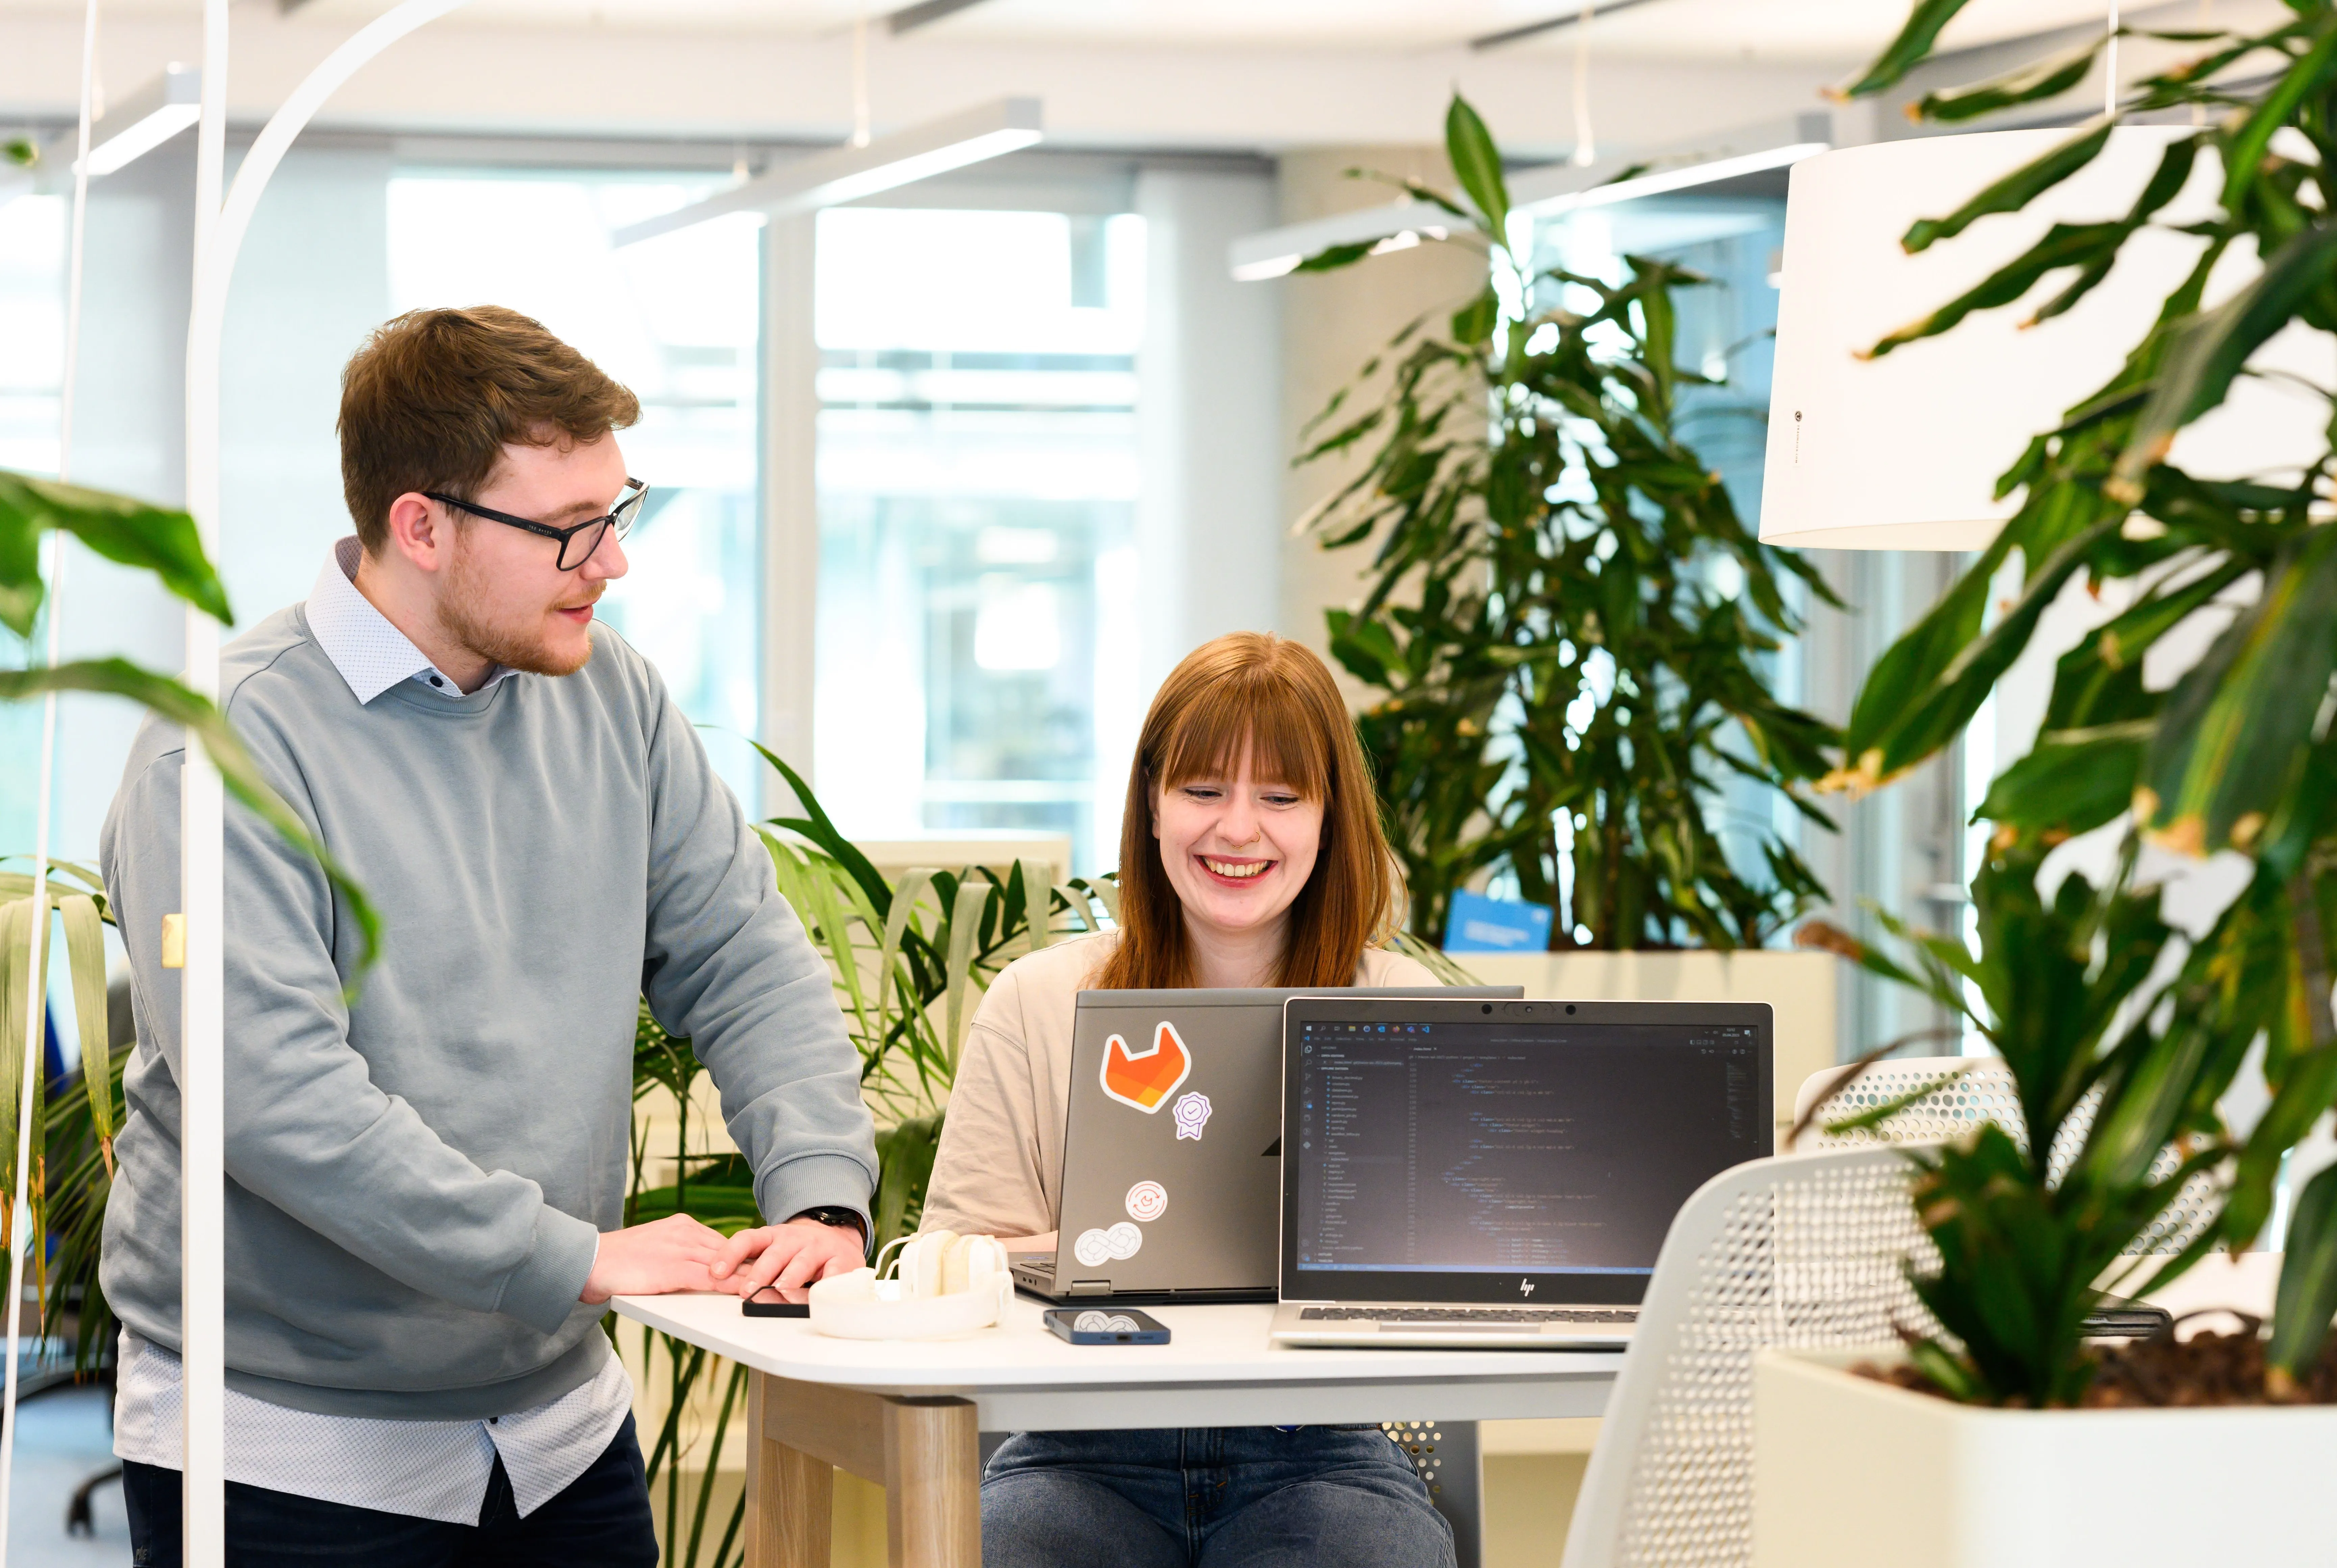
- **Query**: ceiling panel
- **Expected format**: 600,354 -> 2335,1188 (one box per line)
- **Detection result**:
0,0 -> 2139,60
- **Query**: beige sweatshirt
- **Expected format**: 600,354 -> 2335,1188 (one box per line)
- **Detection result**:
921,929 -> 1440,1238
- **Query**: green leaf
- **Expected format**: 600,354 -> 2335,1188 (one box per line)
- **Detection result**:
748,737 -> 891,914
1974,722 -> 2147,836
1444,95 -> 1509,240
1914,36 -> 2110,124
1295,241 -> 1378,275
1832,0 -> 1975,100
60,893 -> 114,1145
0,471 -> 233,637
2270,1160 -> 2337,1379
1451,287 -> 1499,347
871,1112 -> 944,1249
0,658 -> 380,985
2221,20 -> 2337,213
2138,524 -> 2337,855
1866,222 -> 2127,359
2110,223 -> 2337,502
1903,124 -> 2113,256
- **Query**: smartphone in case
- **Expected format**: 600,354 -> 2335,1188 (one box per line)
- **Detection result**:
742,1285 -> 812,1318
1045,1308 -> 1171,1345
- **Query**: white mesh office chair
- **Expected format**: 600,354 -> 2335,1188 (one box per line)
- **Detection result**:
1558,1145 -> 1930,1568
1794,1055 -> 2217,1253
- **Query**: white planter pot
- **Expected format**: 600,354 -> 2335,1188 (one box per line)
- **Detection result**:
1455,948 -> 1839,1150
1752,1346 -> 2337,1567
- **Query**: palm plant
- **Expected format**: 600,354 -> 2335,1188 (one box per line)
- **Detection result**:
0,858 -> 122,1372
1,475 -> 377,962
1804,0 -> 2337,1400
623,750 -> 1116,1567
1293,96 -> 1842,951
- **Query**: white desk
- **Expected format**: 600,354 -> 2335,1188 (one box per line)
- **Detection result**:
613,1292 -> 1621,1568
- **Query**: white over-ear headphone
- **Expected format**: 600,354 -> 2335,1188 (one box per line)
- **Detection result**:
807,1229 -> 1013,1341
892,1228 -> 1012,1299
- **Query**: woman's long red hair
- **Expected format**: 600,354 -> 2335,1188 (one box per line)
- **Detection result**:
1096,633 -> 1397,991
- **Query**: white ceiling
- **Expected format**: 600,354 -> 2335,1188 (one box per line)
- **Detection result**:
0,0 -> 2157,64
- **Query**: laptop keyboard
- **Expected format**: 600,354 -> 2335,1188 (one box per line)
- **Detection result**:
1297,1306 -> 1638,1325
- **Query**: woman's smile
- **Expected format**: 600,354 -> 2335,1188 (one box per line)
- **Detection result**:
1197,854 -> 1276,885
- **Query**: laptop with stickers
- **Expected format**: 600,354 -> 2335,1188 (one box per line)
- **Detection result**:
1011,984 -> 1520,1305
1270,996 -> 1773,1348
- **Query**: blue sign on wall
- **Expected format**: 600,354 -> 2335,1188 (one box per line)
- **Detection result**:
1444,890 -> 1553,953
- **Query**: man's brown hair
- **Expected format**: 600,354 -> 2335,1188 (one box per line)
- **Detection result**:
338,306 -> 640,553
1095,632 -> 1401,991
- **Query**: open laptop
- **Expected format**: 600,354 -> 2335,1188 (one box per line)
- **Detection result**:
1271,996 -> 1772,1348
1012,983 -> 1520,1305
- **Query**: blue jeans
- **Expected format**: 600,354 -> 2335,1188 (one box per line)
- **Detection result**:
981,1426 -> 1456,1568
120,1412 -> 659,1567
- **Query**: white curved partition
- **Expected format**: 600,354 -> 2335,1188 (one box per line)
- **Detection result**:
178,3 -> 473,1562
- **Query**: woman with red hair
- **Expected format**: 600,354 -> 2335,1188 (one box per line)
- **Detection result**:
924,632 -> 1456,1568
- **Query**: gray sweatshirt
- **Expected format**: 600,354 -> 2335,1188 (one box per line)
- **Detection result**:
99,606 -> 877,1420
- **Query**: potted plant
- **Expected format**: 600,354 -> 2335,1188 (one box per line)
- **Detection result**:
616,750 -> 1111,1568
1752,6 -> 2337,1561
1292,97 -> 1847,1139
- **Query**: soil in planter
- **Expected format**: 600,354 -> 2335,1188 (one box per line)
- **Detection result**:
1856,1330 -> 2337,1409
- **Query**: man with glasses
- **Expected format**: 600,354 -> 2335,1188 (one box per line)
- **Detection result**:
99,306 -> 876,1564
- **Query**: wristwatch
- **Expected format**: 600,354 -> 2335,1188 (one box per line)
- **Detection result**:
790,1205 -> 871,1255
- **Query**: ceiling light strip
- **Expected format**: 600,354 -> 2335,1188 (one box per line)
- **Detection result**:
1470,0 -> 1668,52
611,96 -> 1042,248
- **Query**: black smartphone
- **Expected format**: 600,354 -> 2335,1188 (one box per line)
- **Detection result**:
742,1285 -> 812,1318
1044,1308 -> 1170,1346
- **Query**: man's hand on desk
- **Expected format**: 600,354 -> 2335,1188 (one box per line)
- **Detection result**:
709,1217 -> 867,1296
581,1213 -> 728,1304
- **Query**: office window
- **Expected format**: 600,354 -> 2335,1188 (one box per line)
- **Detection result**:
812,206 -> 1145,874
387,170 -> 765,805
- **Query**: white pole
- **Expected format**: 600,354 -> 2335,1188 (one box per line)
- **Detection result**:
180,0 -> 230,1552
175,0 -> 472,1558
2106,0 -> 2120,120
0,0 -> 100,1549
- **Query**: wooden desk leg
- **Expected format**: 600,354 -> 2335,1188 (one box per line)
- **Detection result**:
747,1370 -> 834,1568
880,1396 -> 981,1568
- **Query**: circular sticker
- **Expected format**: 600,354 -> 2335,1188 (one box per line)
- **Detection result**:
1125,1180 -> 1169,1223
1072,1227 -> 1114,1268
1072,1310 -> 1142,1334
1105,1222 -> 1144,1260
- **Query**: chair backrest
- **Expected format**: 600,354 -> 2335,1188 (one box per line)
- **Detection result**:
1793,1056 -> 2214,1255
1559,1145 -> 1929,1568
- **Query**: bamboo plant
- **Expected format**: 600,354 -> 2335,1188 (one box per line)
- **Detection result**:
1805,0 -> 2337,1401
1293,96 -> 1842,950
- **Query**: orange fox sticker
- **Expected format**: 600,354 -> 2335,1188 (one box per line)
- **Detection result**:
1100,1021 -> 1193,1113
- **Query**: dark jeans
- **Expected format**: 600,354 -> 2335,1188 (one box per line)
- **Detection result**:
981,1426 -> 1456,1568
121,1412 -> 659,1568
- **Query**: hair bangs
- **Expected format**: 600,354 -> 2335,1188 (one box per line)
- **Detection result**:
1151,668 -> 1332,801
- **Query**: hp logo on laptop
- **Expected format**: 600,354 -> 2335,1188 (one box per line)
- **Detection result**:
1519,1279 -> 1535,1298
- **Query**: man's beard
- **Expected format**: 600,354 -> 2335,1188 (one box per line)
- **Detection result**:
439,535 -> 600,677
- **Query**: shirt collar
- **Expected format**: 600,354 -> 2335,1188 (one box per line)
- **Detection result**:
305,537 -> 515,705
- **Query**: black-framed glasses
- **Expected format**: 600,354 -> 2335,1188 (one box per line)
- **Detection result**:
425,478 -> 648,570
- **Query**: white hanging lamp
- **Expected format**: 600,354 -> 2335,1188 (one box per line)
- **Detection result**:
1762,24 -> 2327,550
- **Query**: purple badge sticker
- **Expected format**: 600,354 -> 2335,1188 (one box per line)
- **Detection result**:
1172,1091 -> 1213,1141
